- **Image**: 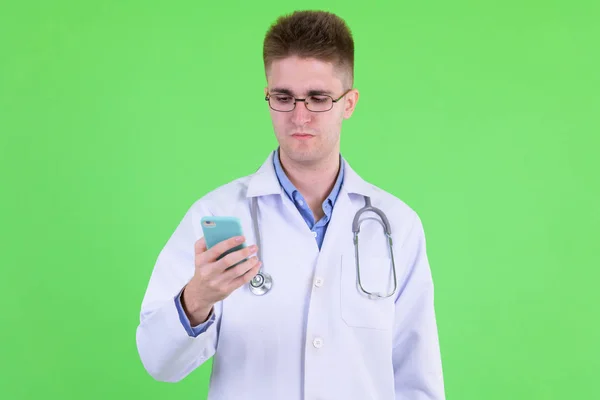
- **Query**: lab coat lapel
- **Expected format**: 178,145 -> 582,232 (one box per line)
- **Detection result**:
319,158 -> 375,257
246,152 -> 281,198
245,151 -> 319,232
245,152 -> 377,254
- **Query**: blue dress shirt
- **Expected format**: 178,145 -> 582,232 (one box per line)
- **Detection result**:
272,147 -> 344,249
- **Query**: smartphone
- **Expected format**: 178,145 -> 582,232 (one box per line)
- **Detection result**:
200,216 -> 247,266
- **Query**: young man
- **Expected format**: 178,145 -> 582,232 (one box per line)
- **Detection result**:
136,10 -> 445,400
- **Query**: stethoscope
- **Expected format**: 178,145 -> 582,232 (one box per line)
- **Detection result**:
248,195 -> 398,299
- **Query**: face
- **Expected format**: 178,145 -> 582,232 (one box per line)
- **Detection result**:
264,55 -> 359,167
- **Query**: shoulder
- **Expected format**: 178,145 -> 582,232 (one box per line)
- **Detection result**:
368,182 -> 419,221
361,181 -> 425,241
187,174 -> 253,216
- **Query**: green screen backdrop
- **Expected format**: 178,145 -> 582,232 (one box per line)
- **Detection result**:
1,1 -> 598,399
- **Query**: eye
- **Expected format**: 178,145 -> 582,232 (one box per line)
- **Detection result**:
309,95 -> 329,103
273,95 -> 292,103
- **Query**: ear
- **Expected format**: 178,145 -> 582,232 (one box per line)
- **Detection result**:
343,88 -> 360,119
264,86 -> 268,96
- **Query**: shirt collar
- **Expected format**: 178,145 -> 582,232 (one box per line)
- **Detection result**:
272,147 -> 344,210
246,150 -> 373,199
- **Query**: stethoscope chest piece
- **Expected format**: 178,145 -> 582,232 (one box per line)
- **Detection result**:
249,271 -> 272,295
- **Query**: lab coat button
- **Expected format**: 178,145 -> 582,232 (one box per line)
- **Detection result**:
314,277 -> 324,287
313,337 -> 323,348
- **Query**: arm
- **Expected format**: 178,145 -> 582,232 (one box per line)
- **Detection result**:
175,288 -> 215,337
392,212 -> 446,399
135,202 -> 220,382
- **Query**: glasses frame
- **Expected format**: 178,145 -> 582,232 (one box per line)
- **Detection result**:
265,88 -> 352,113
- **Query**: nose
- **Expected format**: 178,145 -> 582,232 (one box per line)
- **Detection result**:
291,101 -> 311,125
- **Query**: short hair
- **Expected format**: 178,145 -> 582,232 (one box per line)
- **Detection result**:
263,10 -> 355,89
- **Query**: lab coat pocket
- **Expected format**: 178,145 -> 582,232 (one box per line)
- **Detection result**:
340,254 -> 395,330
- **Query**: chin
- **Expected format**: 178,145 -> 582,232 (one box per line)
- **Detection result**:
282,146 -> 323,165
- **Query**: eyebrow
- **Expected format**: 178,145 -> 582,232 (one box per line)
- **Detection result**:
269,87 -> 333,96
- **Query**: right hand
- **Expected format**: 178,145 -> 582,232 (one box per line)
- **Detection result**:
181,235 -> 261,325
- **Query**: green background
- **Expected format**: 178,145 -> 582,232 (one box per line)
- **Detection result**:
1,1 -> 598,399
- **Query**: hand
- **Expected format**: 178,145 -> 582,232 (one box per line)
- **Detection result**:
181,235 -> 261,325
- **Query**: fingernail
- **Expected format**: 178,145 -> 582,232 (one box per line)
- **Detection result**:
236,236 -> 244,242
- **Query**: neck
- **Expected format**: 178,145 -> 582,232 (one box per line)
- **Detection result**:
278,149 -> 341,218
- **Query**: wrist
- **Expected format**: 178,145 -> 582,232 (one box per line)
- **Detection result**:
181,285 -> 213,325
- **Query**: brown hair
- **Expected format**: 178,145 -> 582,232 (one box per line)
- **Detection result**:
263,10 -> 355,88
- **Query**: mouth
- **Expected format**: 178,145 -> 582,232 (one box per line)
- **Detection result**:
291,133 -> 314,140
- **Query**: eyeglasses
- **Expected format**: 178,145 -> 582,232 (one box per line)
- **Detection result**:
265,89 -> 352,112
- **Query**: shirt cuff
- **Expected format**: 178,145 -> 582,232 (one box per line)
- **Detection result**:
174,289 -> 215,337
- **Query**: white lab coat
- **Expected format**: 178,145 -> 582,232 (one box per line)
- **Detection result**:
136,151 -> 445,400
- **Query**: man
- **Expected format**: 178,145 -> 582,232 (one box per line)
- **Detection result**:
136,10 -> 445,400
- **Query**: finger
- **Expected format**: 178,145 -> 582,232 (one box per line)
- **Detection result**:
205,235 -> 247,262
222,255 -> 260,280
217,244 -> 258,271
194,237 -> 207,255
229,260 -> 262,289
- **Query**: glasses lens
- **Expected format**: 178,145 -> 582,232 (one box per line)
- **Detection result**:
267,94 -> 335,112
269,95 -> 295,111
306,95 -> 333,112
